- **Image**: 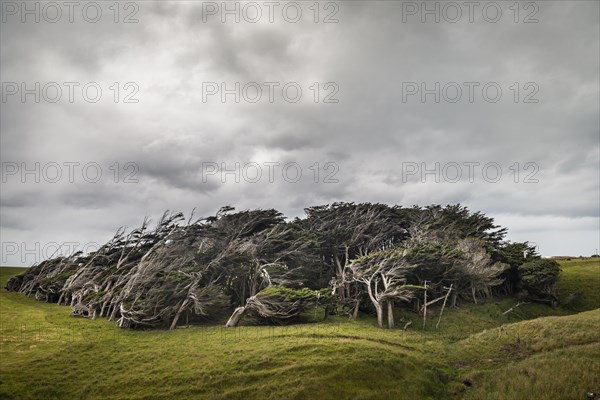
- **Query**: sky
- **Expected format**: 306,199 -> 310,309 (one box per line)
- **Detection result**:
1,0 -> 599,266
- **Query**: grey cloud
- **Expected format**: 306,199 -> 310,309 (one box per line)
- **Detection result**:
1,0 -> 598,262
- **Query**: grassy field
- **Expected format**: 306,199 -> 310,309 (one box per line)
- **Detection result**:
1,258 -> 599,399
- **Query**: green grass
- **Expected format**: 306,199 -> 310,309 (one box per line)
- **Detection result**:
1,258 -> 599,399
557,258 -> 600,311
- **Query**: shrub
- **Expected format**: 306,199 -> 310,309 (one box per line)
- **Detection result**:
517,259 -> 561,306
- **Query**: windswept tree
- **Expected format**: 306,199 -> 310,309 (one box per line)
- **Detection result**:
227,287 -> 330,326
406,204 -> 507,249
102,212 -> 224,328
6,202 -> 538,331
222,221 -> 324,327
517,258 -> 561,307
493,241 -> 540,294
402,205 -> 509,306
299,203 -> 411,304
454,238 -> 509,303
10,210 -> 187,325
345,249 -> 422,328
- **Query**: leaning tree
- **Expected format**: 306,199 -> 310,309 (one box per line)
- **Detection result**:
517,258 -> 561,307
345,248 -> 423,329
299,202 -> 411,307
222,220 -> 324,327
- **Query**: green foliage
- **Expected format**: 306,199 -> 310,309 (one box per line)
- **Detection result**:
518,259 -> 561,296
494,242 -> 540,268
492,242 -> 541,293
38,270 -> 74,286
258,287 -> 319,300
404,242 -> 464,275
164,271 -> 192,284
410,204 -> 507,248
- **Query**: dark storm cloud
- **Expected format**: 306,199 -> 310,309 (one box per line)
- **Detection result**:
1,0 -> 598,262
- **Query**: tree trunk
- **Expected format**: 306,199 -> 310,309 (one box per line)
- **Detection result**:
365,278 -> 383,328
169,299 -> 189,330
241,282 -> 246,306
375,303 -> 383,328
225,306 -> 247,327
106,302 -> 117,321
387,300 -> 394,329
471,286 -> 478,304
334,253 -> 346,303
422,282 -> 428,329
435,284 -> 452,329
109,299 -> 120,321
352,299 -> 360,320
100,300 -> 108,317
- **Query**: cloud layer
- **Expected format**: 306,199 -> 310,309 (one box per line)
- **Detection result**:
1,1 -> 599,264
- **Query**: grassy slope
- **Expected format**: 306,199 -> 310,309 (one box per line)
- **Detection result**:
455,258 -> 600,400
458,310 -> 600,400
1,258 -> 599,399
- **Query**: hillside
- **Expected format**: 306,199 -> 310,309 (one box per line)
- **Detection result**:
1,258 -> 599,399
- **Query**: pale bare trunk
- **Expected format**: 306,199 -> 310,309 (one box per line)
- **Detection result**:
352,299 -> 360,319
375,304 -> 383,328
365,278 -> 383,328
387,300 -> 394,329
334,253 -> 345,302
225,306 -> 247,327
100,300 -> 108,317
109,299 -> 120,321
169,299 -> 189,330
435,284 -> 452,329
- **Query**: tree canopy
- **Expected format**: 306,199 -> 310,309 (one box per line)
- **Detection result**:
6,202 -> 548,329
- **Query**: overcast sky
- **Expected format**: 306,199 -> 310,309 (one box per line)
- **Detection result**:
1,0 -> 598,265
